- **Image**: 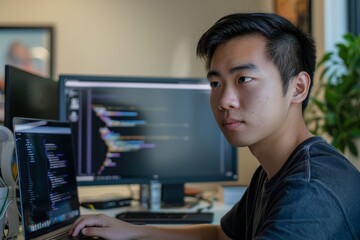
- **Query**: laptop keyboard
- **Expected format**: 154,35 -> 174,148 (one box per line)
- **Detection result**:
49,230 -> 103,240
116,211 -> 214,224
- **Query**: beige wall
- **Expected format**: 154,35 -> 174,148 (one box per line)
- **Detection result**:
0,0 -> 325,194
0,0 -> 272,78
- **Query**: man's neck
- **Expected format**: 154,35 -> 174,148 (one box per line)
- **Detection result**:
249,118 -> 312,180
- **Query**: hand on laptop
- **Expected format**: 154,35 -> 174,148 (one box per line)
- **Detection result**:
70,214 -> 139,239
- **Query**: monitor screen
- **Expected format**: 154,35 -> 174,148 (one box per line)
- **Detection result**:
59,74 -> 238,206
4,65 -> 59,131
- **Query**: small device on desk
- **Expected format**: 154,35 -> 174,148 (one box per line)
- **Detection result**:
116,211 -> 214,224
81,194 -> 133,210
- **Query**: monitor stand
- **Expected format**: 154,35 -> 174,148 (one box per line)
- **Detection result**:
161,183 -> 186,208
140,182 -> 197,210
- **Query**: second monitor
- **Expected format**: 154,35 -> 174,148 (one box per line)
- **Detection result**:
59,74 -> 238,207
4,65 -> 59,131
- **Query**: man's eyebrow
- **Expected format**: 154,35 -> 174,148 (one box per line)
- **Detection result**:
230,63 -> 259,74
207,63 -> 259,79
207,70 -> 219,79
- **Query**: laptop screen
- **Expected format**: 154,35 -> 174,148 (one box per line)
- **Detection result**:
13,118 -> 80,239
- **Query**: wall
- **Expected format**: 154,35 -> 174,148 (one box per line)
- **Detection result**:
0,0 -> 327,196
0,0 -> 271,78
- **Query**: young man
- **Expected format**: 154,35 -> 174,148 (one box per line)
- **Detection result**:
70,13 -> 360,239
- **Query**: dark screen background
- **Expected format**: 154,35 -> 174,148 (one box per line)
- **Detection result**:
62,79 -> 237,185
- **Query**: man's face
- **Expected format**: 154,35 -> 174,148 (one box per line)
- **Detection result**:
207,34 -> 293,148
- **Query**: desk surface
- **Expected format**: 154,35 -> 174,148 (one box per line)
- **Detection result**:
78,186 -> 232,225
16,201 -> 232,239
80,200 -> 231,225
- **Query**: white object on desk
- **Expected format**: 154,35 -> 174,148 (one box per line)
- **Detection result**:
0,126 -> 19,239
0,126 -> 15,186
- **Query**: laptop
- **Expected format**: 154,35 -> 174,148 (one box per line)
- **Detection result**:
13,117 -> 97,240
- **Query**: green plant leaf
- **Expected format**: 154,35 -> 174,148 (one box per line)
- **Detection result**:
348,140 -> 358,157
307,32 -> 360,157
316,52 -> 333,68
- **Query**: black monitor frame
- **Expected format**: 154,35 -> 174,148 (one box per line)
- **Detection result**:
59,74 -> 238,207
4,65 -> 59,131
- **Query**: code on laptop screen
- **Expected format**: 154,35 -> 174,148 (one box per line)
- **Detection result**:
14,119 -> 80,235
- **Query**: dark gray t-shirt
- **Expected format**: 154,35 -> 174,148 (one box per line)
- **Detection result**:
221,137 -> 360,240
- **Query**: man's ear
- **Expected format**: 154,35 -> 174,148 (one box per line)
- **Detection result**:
291,71 -> 311,104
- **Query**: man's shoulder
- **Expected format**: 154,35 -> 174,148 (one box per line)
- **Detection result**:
282,136 -> 358,180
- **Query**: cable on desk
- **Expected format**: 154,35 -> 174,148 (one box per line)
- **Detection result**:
196,197 -> 214,213
184,192 -> 215,213
81,203 -> 96,211
127,184 -> 137,200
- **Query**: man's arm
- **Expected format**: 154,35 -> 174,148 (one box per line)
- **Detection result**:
70,214 -> 231,240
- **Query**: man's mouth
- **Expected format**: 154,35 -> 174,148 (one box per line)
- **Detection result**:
222,119 -> 244,130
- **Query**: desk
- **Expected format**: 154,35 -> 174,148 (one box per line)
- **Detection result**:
16,201 -> 232,239
80,200 -> 232,225
78,186 -> 232,224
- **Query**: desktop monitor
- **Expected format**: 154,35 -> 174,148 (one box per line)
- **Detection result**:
59,74 -> 238,207
3,65 -> 59,195
4,65 -> 59,131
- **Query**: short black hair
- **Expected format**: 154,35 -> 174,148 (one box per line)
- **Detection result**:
196,12 -> 316,111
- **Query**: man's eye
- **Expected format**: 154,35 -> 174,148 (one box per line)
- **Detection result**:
238,76 -> 253,83
209,81 -> 221,88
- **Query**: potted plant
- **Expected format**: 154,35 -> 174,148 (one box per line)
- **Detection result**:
306,32 -> 360,157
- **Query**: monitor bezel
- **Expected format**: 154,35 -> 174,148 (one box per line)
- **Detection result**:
4,65 -> 59,131
58,74 -> 238,187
